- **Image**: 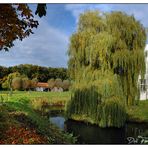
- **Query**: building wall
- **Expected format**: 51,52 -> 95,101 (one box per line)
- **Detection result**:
139,45 -> 148,100
36,87 -> 44,91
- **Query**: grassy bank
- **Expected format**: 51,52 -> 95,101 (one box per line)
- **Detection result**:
0,91 -> 75,144
127,100 -> 148,123
68,100 -> 148,125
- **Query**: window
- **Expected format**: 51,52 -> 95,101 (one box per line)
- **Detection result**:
140,79 -> 146,92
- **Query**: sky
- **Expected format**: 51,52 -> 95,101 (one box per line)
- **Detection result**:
0,4 -> 148,68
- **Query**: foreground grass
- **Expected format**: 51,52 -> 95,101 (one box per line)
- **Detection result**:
0,91 -> 75,144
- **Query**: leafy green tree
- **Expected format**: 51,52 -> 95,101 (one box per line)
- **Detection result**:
7,64 -> 68,82
2,72 -> 21,95
67,11 -> 146,127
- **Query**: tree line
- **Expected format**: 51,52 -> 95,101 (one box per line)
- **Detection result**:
0,64 -> 68,90
2,72 -> 70,92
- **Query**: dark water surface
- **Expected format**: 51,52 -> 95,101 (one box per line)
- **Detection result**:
49,108 -> 148,144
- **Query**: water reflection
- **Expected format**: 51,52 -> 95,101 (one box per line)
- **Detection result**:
50,117 -> 65,129
48,107 -> 148,144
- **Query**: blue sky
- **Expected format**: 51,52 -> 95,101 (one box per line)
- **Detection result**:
0,4 -> 148,68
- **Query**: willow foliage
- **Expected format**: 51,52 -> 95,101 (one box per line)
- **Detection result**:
67,11 -> 146,127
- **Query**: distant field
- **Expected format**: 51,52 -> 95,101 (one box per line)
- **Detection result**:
0,91 -> 71,104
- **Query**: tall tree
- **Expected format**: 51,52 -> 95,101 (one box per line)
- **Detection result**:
67,11 -> 146,127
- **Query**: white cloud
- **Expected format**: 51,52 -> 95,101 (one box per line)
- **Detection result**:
65,4 -> 112,21
0,18 -> 69,68
65,4 -> 148,28
108,4 -> 148,27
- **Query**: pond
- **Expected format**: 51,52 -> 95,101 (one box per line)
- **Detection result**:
48,107 -> 148,144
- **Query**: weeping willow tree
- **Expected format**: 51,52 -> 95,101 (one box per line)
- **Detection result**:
66,11 -> 147,127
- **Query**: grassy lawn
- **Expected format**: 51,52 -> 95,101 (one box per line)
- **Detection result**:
0,91 -> 75,144
127,100 -> 148,123
0,90 -> 70,103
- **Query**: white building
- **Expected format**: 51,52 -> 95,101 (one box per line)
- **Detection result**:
139,45 -> 148,100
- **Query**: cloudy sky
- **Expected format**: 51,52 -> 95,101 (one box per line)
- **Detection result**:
0,4 -> 148,68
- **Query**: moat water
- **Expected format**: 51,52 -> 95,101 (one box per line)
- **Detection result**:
48,107 -> 148,144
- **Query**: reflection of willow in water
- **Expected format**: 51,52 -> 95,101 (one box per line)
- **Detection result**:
64,119 -> 126,144
125,123 -> 148,138
64,120 -> 148,144
47,108 -> 148,144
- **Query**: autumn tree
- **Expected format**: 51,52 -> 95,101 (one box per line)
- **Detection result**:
54,78 -> 63,88
22,77 -> 30,90
67,11 -> 146,127
0,3 -> 48,51
48,78 -> 55,90
62,80 -> 71,91
0,4 -> 39,51
30,78 -> 38,90
12,77 -> 22,90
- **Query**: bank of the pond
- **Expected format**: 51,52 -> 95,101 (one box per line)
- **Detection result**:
66,100 -> 148,126
0,91 -> 75,144
127,100 -> 148,123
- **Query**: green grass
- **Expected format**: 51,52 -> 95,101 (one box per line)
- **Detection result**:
127,100 -> 148,123
0,91 -> 75,144
0,90 -> 70,102
1,91 -> 71,108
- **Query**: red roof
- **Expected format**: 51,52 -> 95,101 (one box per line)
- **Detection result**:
36,82 -> 48,88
